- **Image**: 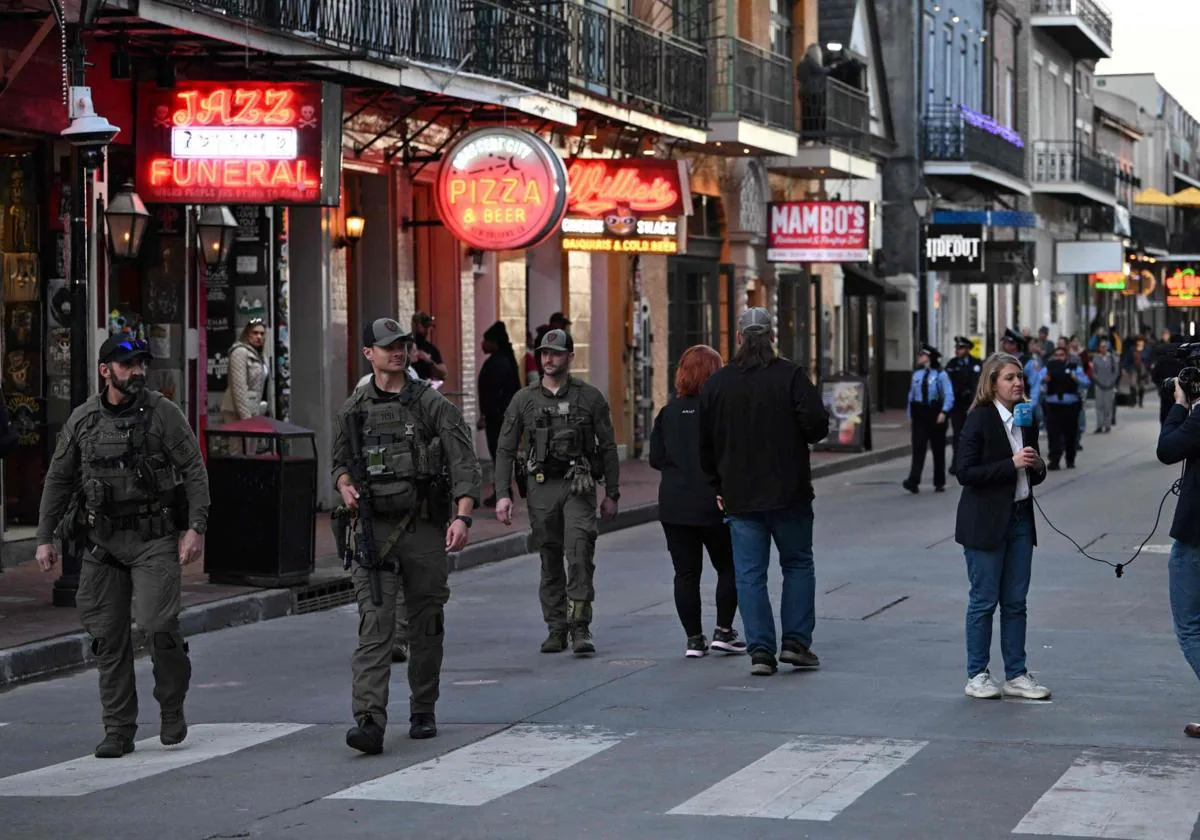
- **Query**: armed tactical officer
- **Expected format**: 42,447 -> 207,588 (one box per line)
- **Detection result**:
35,336 -> 210,759
945,336 -> 981,473
494,329 -> 620,656
333,317 -> 481,755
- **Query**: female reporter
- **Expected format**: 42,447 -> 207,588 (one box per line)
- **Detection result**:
955,352 -> 1051,700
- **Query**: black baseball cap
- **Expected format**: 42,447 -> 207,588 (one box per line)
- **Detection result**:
99,336 -> 151,365
362,317 -> 412,348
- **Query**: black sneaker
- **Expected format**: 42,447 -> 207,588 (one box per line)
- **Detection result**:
346,715 -> 385,755
685,634 -> 708,658
710,628 -> 747,654
409,713 -> 437,740
780,639 -> 820,669
540,630 -> 568,653
391,642 -> 409,663
160,710 -> 187,746
94,733 -> 135,759
750,650 -> 778,676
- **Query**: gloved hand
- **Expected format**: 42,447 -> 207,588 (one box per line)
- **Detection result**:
570,465 -> 597,496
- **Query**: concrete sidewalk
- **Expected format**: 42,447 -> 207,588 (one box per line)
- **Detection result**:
0,411 -> 912,688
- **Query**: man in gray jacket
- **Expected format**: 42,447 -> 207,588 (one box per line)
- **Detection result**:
1091,339 -> 1120,434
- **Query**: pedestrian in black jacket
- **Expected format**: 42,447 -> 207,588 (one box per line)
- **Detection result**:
698,307 -> 831,677
1156,375 -> 1200,738
650,345 -> 746,659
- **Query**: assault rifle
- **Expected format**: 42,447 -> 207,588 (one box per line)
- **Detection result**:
345,409 -> 384,607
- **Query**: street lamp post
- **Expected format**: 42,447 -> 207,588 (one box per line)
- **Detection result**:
912,183 -> 935,345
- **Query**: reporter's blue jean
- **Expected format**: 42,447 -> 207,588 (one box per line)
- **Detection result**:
1169,541 -> 1200,682
964,504 -> 1034,680
726,503 -> 816,656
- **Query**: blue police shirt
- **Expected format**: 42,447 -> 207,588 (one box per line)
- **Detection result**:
907,367 -> 954,419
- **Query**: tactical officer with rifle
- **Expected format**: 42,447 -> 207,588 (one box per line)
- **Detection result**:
494,329 -> 620,656
332,317 -> 481,755
35,336 -> 210,759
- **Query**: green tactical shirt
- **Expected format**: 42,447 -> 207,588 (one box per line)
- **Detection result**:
331,377 -> 482,506
36,390 -> 212,545
493,375 -> 620,502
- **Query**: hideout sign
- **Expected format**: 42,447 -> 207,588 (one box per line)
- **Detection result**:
924,224 -> 985,272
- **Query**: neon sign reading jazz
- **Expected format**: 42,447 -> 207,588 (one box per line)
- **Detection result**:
139,83 -> 327,203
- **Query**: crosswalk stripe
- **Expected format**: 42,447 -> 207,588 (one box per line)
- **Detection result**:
0,723 -> 310,797
1013,751 -> 1200,840
667,736 -> 928,821
327,724 -> 625,806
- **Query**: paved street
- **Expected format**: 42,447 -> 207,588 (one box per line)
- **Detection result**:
0,404 -> 1196,840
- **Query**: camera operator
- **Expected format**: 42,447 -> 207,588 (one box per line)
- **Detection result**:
1155,359 -> 1200,738
1153,335 -> 1185,426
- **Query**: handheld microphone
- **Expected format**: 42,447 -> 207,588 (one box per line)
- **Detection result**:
1013,401 -> 1033,428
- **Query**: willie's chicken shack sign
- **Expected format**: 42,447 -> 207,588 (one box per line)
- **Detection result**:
559,159 -> 690,255
767,200 -> 871,263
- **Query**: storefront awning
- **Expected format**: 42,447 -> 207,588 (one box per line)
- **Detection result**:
842,263 -> 897,298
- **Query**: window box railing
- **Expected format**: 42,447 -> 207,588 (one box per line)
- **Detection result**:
798,75 -> 869,153
922,104 -> 1027,182
1031,140 -> 1117,194
566,2 -> 708,128
708,36 -> 792,132
1031,0 -> 1113,52
166,0 -> 569,97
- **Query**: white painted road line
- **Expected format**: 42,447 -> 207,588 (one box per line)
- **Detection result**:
1013,751 -> 1200,840
0,723 -> 310,797
667,736 -> 928,821
327,724 -> 625,806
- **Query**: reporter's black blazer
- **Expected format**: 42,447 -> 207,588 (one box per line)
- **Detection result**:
954,403 -> 1047,551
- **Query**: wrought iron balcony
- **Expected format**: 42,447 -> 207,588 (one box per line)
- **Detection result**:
1030,0 -> 1113,60
1170,231 -> 1200,255
166,0 -> 569,97
565,2 -> 708,128
709,37 -> 792,132
798,76 -> 869,154
1031,140 -> 1117,196
1131,214 -> 1168,253
922,104 -> 1027,182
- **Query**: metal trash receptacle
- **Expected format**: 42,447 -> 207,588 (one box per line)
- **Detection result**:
203,416 -> 317,587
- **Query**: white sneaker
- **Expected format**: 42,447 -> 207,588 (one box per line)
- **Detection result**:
965,671 -> 1002,699
1003,673 -> 1051,700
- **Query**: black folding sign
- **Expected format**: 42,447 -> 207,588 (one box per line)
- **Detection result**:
924,224 -> 985,272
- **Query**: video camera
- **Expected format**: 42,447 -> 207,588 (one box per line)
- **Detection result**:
1163,342 -> 1200,404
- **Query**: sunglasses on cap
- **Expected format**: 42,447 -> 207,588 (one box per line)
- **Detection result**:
115,339 -> 148,352
247,317 -> 265,326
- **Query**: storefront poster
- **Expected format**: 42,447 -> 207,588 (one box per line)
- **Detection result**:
207,330 -> 233,393
767,201 -> 871,264
812,376 -> 872,452
5,393 -> 42,447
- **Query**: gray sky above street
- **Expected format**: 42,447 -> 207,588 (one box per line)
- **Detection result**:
1096,0 -> 1200,118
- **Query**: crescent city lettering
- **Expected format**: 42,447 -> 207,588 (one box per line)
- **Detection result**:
451,136 -> 536,171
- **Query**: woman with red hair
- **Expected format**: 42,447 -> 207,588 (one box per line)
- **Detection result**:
649,345 -> 745,658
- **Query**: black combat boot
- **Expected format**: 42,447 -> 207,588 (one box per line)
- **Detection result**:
346,714 -> 385,755
94,733 -> 135,759
409,712 -> 437,740
160,710 -> 187,746
568,600 -> 596,656
540,629 -> 568,653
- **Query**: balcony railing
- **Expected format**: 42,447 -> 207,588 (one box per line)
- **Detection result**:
166,0 -> 569,97
922,104 -> 1027,182
1170,231 -> 1200,254
709,37 -> 792,132
798,76 -> 869,153
1031,0 -> 1113,54
1031,140 -> 1117,194
1131,215 -> 1168,253
566,3 -> 708,128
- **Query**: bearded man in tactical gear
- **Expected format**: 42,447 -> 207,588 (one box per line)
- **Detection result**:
334,317 -> 481,755
494,328 -> 620,656
35,336 -> 210,759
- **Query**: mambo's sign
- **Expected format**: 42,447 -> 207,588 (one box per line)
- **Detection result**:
560,159 -> 689,254
924,224 -> 985,272
767,201 -> 870,263
434,127 -> 569,251
136,81 -> 342,205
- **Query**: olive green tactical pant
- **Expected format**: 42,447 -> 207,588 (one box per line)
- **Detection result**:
352,518 -> 448,728
526,478 -> 598,631
76,531 -> 191,739
394,585 -> 407,647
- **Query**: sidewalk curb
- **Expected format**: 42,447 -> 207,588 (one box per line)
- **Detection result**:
0,444 -> 909,690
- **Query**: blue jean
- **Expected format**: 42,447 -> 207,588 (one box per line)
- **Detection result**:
1169,541 -> 1200,683
964,505 -> 1034,680
727,503 -> 816,656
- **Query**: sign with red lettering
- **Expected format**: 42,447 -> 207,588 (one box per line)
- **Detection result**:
135,81 -> 341,205
1167,267 -> 1200,307
767,200 -> 871,263
559,159 -> 689,254
434,128 -> 568,251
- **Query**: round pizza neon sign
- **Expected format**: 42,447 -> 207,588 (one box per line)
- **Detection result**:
434,128 -> 569,251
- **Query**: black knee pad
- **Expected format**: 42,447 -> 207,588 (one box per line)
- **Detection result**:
152,631 -> 185,652
412,608 -> 445,638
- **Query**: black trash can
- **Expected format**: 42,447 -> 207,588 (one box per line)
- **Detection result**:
203,416 -> 317,587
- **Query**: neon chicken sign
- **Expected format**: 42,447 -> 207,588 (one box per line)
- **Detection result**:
136,81 -> 339,206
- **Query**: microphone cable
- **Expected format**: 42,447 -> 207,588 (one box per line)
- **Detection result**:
1030,476 -> 1181,578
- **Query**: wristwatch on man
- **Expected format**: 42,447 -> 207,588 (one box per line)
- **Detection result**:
454,514 -> 473,528
190,520 -> 207,536
607,492 -> 620,502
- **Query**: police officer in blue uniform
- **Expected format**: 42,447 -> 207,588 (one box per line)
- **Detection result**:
944,336 -> 981,475
903,344 -> 955,493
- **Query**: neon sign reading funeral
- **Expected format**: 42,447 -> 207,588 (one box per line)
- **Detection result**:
136,81 -> 339,205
